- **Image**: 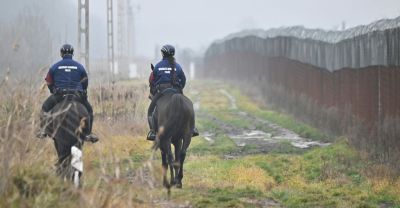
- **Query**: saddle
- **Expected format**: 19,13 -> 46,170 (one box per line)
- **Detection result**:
62,94 -> 83,103
56,88 -> 84,101
158,87 -> 180,97
152,87 -> 180,112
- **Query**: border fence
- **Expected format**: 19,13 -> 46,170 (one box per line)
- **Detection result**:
203,18 -> 400,131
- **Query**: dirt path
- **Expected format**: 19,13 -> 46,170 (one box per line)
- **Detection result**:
219,89 -> 238,110
231,111 -> 330,149
197,89 -> 330,154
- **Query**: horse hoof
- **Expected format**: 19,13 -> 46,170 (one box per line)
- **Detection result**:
176,182 -> 182,189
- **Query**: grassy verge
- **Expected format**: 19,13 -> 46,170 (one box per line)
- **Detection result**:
185,139 -> 400,207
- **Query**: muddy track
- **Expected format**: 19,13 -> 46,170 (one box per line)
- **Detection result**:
195,89 -> 330,156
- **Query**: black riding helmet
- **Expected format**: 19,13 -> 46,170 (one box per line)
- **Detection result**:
60,44 -> 74,57
161,44 -> 175,57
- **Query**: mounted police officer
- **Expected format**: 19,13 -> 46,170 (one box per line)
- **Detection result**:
147,44 -> 199,141
37,44 -> 97,140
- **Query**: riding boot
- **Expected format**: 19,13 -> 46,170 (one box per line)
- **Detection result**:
87,112 -> 94,133
147,116 -> 156,141
36,111 -> 47,139
85,113 -> 98,143
80,97 -> 98,142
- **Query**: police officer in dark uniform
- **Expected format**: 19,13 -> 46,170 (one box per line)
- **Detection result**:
37,44 -> 96,140
147,44 -> 199,140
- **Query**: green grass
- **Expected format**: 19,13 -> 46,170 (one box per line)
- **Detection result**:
187,187 -> 266,208
190,135 -> 238,156
182,139 -> 400,207
269,141 -> 308,154
229,88 -> 327,141
258,110 -> 325,140
266,142 -> 399,207
212,110 -> 253,129
196,115 -> 221,133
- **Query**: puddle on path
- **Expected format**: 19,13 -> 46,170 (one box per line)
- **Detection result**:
202,132 -> 215,144
199,89 -> 330,150
229,129 -> 330,149
219,89 -> 330,149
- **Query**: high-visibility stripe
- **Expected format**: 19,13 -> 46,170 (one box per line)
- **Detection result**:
58,66 -> 78,70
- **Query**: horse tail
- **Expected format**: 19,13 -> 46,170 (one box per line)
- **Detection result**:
152,126 -> 164,151
75,117 -> 87,136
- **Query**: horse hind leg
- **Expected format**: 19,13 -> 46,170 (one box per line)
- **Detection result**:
175,150 -> 187,189
168,152 -> 175,187
161,139 -> 175,188
173,139 -> 183,187
177,134 -> 191,188
161,151 -> 171,194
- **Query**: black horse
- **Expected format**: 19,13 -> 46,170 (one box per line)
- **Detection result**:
152,91 -> 194,192
43,94 -> 96,187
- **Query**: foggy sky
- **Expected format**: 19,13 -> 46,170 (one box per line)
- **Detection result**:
3,0 -> 400,59
90,0 -> 400,58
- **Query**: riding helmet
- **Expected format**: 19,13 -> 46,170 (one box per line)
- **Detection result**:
60,44 -> 74,57
161,44 -> 175,57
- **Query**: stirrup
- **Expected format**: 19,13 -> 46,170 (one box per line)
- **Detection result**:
192,128 -> 199,137
36,131 -> 47,139
85,134 -> 99,143
147,130 -> 156,141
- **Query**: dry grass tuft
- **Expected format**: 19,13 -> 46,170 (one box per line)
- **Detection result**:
229,165 -> 276,190
0,74 -> 169,207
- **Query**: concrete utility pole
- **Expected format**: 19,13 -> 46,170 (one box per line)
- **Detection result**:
117,0 -> 129,77
78,0 -> 90,72
117,0 -> 127,62
107,0 -> 115,83
127,1 -> 134,59
127,0 -> 140,59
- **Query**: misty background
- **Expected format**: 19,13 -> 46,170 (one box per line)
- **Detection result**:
0,0 -> 399,77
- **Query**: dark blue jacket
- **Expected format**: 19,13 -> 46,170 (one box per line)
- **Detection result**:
45,55 -> 88,93
152,58 -> 186,89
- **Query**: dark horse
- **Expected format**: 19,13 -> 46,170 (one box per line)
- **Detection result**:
43,94 -> 95,187
152,90 -> 194,192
